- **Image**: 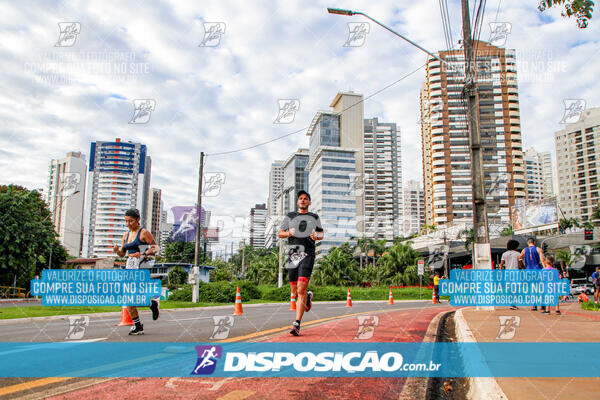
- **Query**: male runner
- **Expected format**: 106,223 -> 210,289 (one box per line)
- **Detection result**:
278,190 -> 324,336
519,237 -> 545,311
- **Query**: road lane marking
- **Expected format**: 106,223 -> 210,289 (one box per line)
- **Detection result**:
0,377 -> 70,396
217,390 -> 255,400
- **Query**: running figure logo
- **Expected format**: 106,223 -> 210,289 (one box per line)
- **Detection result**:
203,172 -> 226,197
273,99 -> 300,124
55,22 -> 81,47
496,316 -> 520,340
65,316 -> 89,340
354,315 -> 379,340
191,345 -> 223,375
559,99 -> 586,124
210,316 -> 234,340
60,172 -> 81,197
344,22 -> 370,47
199,22 -> 226,47
489,22 -> 512,46
129,99 -> 156,124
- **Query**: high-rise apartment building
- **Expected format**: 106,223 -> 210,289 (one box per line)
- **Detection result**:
421,41 -> 526,227
249,203 -> 268,248
555,107 -> 600,220
148,188 -> 162,240
82,138 -> 151,258
363,118 -> 403,242
267,161 -> 284,217
524,147 -> 556,202
46,151 -> 87,256
279,148 -> 310,216
402,180 -> 424,236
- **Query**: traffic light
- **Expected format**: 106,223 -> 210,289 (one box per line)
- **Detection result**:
584,229 -> 593,241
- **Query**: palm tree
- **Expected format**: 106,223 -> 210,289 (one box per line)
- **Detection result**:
370,239 -> 388,268
312,246 -> 360,286
554,249 -> 576,277
351,236 -> 370,269
559,217 -> 580,234
420,224 -> 437,235
500,225 -> 514,237
376,242 -> 420,285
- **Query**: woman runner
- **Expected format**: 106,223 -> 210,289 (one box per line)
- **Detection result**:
113,208 -> 160,335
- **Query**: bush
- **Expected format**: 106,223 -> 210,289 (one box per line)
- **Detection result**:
313,286 -> 346,301
168,285 -> 192,301
168,266 -> 189,286
166,282 -> 255,303
233,281 -> 261,300
262,285 -> 291,301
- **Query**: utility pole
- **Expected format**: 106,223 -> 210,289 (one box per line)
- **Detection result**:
461,0 -> 489,245
193,152 -> 204,303
278,239 -> 283,287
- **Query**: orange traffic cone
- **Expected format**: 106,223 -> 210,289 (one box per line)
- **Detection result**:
233,286 -> 244,315
346,288 -> 353,307
388,287 -> 394,305
289,291 -> 297,311
432,291 -> 437,304
117,306 -> 134,326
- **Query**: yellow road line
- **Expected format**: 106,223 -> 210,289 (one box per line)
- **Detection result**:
218,308 -> 395,343
0,377 -> 70,396
216,390 -> 255,400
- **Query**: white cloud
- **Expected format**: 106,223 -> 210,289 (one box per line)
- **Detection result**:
1,0 -> 599,252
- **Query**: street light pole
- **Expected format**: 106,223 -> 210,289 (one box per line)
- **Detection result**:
193,152 -> 205,303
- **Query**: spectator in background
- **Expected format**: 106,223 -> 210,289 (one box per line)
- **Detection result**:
519,238 -> 545,311
542,255 -> 561,315
500,239 -> 521,310
592,267 -> 600,305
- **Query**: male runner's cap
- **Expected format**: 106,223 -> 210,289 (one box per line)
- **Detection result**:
297,190 -> 311,201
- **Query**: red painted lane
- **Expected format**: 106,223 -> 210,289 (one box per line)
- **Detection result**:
48,306 -> 452,400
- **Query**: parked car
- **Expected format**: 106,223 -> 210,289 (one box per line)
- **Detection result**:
570,278 -> 595,295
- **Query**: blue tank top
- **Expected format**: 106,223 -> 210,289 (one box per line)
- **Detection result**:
123,228 -> 145,255
524,246 -> 542,269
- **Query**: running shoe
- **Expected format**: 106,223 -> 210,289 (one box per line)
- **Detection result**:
129,323 -> 144,335
531,307 -> 538,311
305,291 -> 313,312
509,306 -> 519,310
289,321 -> 300,336
555,310 -> 562,315
150,298 -> 160,320
541,310 -> 550,314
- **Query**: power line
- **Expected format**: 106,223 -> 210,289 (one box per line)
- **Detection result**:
206,63 -> 427,157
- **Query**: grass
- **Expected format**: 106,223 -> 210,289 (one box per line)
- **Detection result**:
0,286 -> 440,320
581,301 -> 600,311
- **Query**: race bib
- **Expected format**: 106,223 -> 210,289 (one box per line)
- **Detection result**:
289,251 -> 308,267
126,256 -> 140,270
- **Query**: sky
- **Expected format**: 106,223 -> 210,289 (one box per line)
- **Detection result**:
1,0 -> 599,255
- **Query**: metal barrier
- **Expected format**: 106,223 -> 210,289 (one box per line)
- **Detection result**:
0,286 -> 26,299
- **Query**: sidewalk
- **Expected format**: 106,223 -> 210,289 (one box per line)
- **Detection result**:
457,301 -> 600,400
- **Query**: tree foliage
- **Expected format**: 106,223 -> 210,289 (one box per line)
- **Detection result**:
167,265 -> 189,286
539,0 -> 594,28
163,241 -> 199,264
312,244 -> 361,286
370,242 -> 420,285
0,185 -> 68,287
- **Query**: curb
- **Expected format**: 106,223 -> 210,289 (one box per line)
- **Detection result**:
454,309 -> 508,400
398,309 -> 450,400
0,299 -> 432,325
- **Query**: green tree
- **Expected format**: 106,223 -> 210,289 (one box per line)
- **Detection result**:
500,225 -> 514,237
351,235 -> 371,269
375,242 -> 420,285
244,249 -> 279,285
167,265 -> 189,286
206,259 -> 237,282
554,249 -> 576,276
163,241 -> 198,264
458,228 -> 475,251
538,0 -> 594,28
0,185 -> 68,288
559,217 -> 580,233
370,239 -> 388,268
312,245 -> 360,286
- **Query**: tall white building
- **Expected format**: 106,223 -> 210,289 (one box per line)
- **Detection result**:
249,203 -> 268,248
402,180 -> 424,236
267,161 -> 284,217
363,118 -> 403,242
555,107 -> 600,220
82,138 -> 151,258
524,148 -> 544,202
307,92 -> 364,256
148,188 -> 162,240
46,151 -> 87,256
